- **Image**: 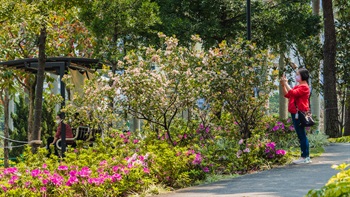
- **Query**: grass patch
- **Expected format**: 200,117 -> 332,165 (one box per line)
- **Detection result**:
288,146 -> 325,159
328,136 -> 350,143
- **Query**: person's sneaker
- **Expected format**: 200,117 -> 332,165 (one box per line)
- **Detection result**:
292,157 -> 312,164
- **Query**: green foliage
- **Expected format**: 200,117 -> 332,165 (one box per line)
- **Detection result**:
78,0 -> 161,67
307,163 -> 350,197
329,136 -> 350,143
151,0 -> 321,50
10,96 -> 28,158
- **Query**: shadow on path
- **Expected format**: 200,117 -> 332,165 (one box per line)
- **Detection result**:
156,143 -> 350,197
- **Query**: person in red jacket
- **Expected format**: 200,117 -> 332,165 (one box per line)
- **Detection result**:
46,113 -> 74,156
280,68 -> 311,164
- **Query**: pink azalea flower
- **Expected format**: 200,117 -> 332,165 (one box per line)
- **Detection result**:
112,166 -> 119,172
138,155 -> 145,161
31,169 -> 41,177
266,142 -> 276,150
243,148 -> 250,153
4,167 -> 18,175
192,153 -> 202,165
276,149 -> 287,156
25,181 -> 31,188
133,139 -> 139,144
50,174 -> 64,186
183,133 -> 188,139
8,175 -> 18,184
66,176 -> 79,186
40,187 -> 46,192
289,125 -> 295,131
42,163 -> 47,169
143,168 -> 150,174
202,167 -> 210,173
78,167 -> 92,177
112,173 -> 122,182
42,179 -> 49,185
99,160 -> 108,167
58,165 -> 68,171
69,170 -> 77,177
272,125 -> 279,132
238,139 -> 244,145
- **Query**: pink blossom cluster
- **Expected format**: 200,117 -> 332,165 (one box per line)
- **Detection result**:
265,142 -> 287,159
0,154 -> 151,193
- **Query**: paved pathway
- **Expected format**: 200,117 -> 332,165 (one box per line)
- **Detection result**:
156,143 -> 350,197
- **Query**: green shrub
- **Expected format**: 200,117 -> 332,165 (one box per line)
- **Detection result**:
329,136 -> 350,143
307,163 -> 350,197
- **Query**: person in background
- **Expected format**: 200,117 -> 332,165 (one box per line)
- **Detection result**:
280,68 -> 312,164
46,113 -> 74,156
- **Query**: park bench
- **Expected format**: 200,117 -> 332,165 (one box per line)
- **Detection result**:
56,126 -> 101,150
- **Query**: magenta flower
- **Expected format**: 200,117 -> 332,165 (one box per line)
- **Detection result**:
205,127 -> 210,133
238,139 -> 244,145
289,125 -> 295,131
112,173 -> 122,182
69,170 -> 77,177
112,166 -> 119,172
243,148 -> 250,153
143,168 -> 150,174
192,153 -> 202,165
42,179 -> 49,185
58,165 -> 68,171
78,167 -> 92,177
31,169 -> 41,177
276,149 -> 286,156
50,173 -> 64,186
272,125 -> 279,132
4,167 -> 18,175
25,181 -> 31,188
203,167 -> 210,173
99,160 -> 108,167
133,139 -> 139,144
266,142 -> 276,150
66,176 -> 79,186
40,187 -> 46,192
8,175 -> 18,184
42,163 -> 47,169
138,155 -> 145,161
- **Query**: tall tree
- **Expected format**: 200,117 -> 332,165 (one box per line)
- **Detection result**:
322,0 -> 340,137
0,69 -> 17,167
78,0 -> 161,73
0,1 -> 95,150
334,0 -> 350,136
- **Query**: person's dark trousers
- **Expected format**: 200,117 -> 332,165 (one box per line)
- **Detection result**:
291,113 -> 310,158
46,137 -> 59,156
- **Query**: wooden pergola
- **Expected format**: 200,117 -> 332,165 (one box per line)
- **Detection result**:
0,57 -> 103,154
0,57 -> 102,104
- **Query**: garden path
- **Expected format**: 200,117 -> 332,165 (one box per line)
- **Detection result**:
156,143 -> 350,197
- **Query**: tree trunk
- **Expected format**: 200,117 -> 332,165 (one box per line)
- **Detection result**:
27,76 -> 36,142
344,89 -> 350,136
279,54 -> 288,120
3,88 -> 10,168
311,0 -> 321,131
32,26 -> 47,152
322,0 -> 340,137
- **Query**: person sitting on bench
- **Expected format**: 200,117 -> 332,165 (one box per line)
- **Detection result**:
46,113 -> 75,156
